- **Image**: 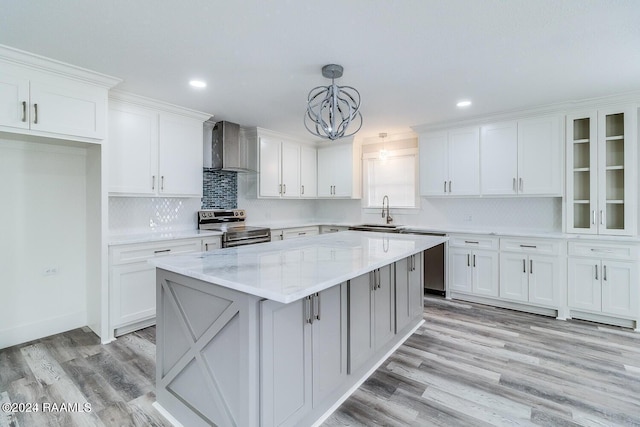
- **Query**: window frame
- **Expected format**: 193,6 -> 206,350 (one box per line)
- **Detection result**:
361,147 -> 419,210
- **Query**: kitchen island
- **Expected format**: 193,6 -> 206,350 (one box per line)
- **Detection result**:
149,231 -> 448,427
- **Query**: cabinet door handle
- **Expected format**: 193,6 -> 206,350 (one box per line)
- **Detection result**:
523,259 -> 526,273
519,177 -> 523,192
370,271 -> 376,291
449,181 -> 452,193
473,254 -> 476,267
154,249 -> 171,254
603,265 -> 607,281
530,259 -> 533,274
301,185 -> 304,195
467,253 -> 470,267
205,243 -> 209,251
314,293 -> 320,320
152,175 -> 156,190
283,183 -> 286,194
33,103 -> 38,124
161,176 -> 165,190
513,177 -> 516,192
592,210 -> 596,225
306,295 -> 313,324
21,101 -> 27,122
465,240 -> 479,244
444,181 -> 447,193
600,210 -> 604,225
595,264 -> 598,280
520,245 -> 537,249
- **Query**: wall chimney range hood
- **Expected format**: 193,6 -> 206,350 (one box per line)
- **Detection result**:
206,120 -> 256,172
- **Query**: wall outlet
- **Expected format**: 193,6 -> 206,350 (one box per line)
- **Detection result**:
43,266 -> 59,276
463,214 -> 472,222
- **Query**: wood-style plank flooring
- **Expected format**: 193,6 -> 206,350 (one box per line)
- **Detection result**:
1,296 -> 639,426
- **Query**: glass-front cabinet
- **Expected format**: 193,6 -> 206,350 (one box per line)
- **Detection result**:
566,106 -> 636,235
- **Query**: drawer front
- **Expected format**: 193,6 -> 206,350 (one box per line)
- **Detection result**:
111,239 -> 201,264
449,235 -> 499,250
500,238 -> 561,255
568,241 -> 639,260
283,226 -> 319,239
201,236 -> 222,251
320,225 -> 348,233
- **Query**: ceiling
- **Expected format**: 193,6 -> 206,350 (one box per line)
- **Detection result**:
1,0 -> 639,140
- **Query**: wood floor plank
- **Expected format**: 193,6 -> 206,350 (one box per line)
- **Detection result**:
2,295 -> 640,426
0,391 -> 20,427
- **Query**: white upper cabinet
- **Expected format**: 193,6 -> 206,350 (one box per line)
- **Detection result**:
419,127 -> 480,196
317,142 -> 358,198
108,102 -> 158,195
517,116 -> 563,195
0,46 -> 119,142
480,122 -> 518,195
158,112 -> 205,196
480,115 -> 562,196
108,92 -> 210,197
258,132 -> 304,198
300,145 -> 317,198
566,106 -> 637,235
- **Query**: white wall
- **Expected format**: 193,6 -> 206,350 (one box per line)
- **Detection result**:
361,197 -> 563,233
0,138 -> 88,348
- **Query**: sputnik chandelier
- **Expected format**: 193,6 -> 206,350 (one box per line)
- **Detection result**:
304,64 -> 363,140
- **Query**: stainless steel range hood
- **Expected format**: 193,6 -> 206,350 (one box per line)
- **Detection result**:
205,120 -> 256,172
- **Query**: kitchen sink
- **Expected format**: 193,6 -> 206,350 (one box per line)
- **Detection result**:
348,224 -> 404,233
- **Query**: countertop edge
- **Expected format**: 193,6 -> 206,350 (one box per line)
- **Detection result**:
150,234 -> 448,304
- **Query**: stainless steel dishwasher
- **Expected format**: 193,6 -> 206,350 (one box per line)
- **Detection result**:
401,229 -> 446,296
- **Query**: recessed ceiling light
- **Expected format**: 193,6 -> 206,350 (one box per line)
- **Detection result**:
457,100 -> 472,108
189,80 -> 207,88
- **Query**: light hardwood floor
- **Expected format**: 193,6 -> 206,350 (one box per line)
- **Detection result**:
1,297 -> 639,426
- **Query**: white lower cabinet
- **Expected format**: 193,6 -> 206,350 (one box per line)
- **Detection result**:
201,236 -> 221,251
499,238 -> 563,308
348,265 -> 395,374
568,256 -> 639,319
449,235 -> 499,297
109,237 -> 208,336
260,284 -> 347,427
319,225 -> 349,234
283,226 -> 319,239
271,226 -> 320,241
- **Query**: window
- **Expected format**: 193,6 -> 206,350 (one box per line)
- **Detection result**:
363,147 -> 418,208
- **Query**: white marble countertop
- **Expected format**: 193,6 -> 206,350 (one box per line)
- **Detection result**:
149,231 -> 448,304
109,229 -> 223,246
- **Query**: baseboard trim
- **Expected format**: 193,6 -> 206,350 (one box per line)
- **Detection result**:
0,310 -> 87,349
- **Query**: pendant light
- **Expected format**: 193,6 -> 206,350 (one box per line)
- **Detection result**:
304,64 -> 363,140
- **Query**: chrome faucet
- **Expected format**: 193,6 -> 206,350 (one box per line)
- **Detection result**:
382,195 -> 393,224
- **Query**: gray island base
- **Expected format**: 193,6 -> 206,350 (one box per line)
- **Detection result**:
149,231 -> 448,426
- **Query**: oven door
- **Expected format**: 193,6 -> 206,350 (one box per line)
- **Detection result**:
222,229 -> 271,248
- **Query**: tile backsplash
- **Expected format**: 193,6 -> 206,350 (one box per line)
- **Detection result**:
202,169 -> 237,209
109,197 -> 201,234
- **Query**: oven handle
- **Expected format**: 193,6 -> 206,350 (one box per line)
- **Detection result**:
224,233 -> 271,243
223,237 -> 271,248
